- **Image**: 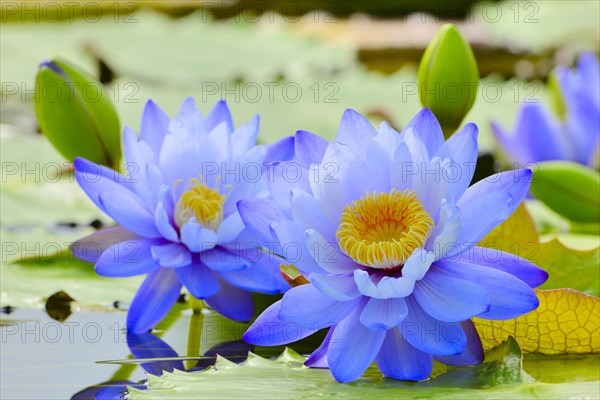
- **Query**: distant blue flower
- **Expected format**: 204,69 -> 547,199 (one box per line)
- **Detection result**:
241,109 -> 548,382
492,53 -> 600,167
72,98 -> 291,333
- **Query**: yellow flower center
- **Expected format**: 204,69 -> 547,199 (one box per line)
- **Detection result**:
175,178 -> 225,230
336,189 -> 434,270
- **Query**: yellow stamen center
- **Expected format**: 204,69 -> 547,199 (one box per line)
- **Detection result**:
175,178 -> 225,230
336,189 -> 434,270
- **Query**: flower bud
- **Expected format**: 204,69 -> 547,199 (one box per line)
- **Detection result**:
418,24 -> 479,137
35,58 -> 121,168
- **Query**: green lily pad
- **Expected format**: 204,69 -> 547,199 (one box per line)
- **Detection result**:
129,343 -> 599,399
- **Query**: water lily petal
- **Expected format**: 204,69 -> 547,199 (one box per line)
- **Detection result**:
336,109 -> 377,154
176,262 -> 220,299
155,201 -> 179,242
219,251 -> 290,294
434,260 -> 539,320
151,243 -> 192,268
304,326 -> 335,368
360,297 -> 408,331
140,99 -> 170,157
99,189 -> 161,238
309,273 -> 361,301
402,108 -> 444,157
71,226 -> 138,263
376,327 -> 433,381
306,229 -> 358,274
279,284 -> 357,330
265,136 -> 295,163
327,307 -> 386,383
204,279 -> 253,322
127,268 -> 182,333
295,130 -> 328,168
238,198 -> 285,243
434,320 -> 483,366
400,296 -> 466,356
95,239 -> 159,277
243,301 -> 316,346
180,220 -> 218,253
201,249 -> 249,272
206,99 -> 234,133
459,246 -> 548,288
455,169 -> 532,252
413,269 -> 489,322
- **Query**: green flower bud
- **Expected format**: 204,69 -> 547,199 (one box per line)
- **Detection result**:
418,24 -> 479,138
530,161 -> 600,223
35,58 -> 121,169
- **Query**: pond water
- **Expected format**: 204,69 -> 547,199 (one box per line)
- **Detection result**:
1,306 -> 322,400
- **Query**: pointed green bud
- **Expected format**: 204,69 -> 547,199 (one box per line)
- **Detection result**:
530,161 -> 600,223
418,24 -> 479,138
34,58 -> 121,169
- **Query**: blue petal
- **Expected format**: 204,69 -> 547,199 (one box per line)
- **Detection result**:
126,332 -> 184,375
376,327 -> 433,381
399,296 -> 466,356
122,126 -> 156,205
309,273 -> 361,301
74,157 -> 134,212
460,246 -> 548,288
230,115 -> 259,159
413,269 -> 489,322
176,261 -> 220,299
433,122 -> 479,203
265,136 -> 295,163
238,198 -> 284,243
306,229 -> 358,274
206,99 -> 233,133
516,103 -> 565,162
151,243 -> 192,268
279,284 -> 358,329
434,260 -> 540,320
71,226 -> 138,263
270,220 -> 323,274
140,100 -> 170,157
434,320 -> 483,366
402,108 -> 445,157
180,220 -> 218,253
201,249 -> 249,272
219,251 -> 290,294
327,306 -> 386,383
295,130 -> 328,168
491,121 -> 533,165
577,53 -> 600,106
155,201 -> 179,242
204,279 -> 253,321
243,301 -> 316,346
354,270 -> 415,299
127,268 -> 182,333
360,297 -> 408,331
216,211 -> 245,244
455,169 -> 532,249
363,124 -> 396,193
336,109 -> 377,154
98,190 -> 161,238
291,189 -> 337,242
304,326 -> 335,368
95,239 -> 159,277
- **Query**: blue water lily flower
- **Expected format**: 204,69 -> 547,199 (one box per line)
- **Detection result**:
72,98 -> 291,333
492,53 -> 600,167
240,108 -> 548,382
